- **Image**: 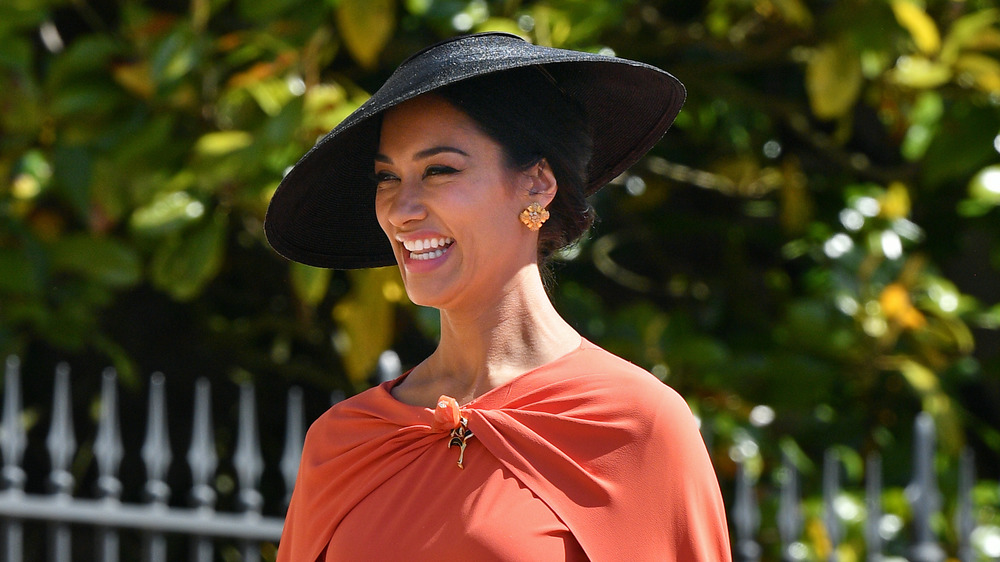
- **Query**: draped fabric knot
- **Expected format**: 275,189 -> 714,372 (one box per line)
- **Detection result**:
432,395 -> 474,469
431,395 -> 462,431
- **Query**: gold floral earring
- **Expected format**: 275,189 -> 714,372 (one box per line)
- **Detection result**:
519,202 -> 550,232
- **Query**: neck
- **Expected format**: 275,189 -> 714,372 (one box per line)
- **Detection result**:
423,264 -> 580,402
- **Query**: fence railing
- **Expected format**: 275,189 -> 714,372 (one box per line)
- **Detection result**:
0,356 -> 300,561
729,411 -> 995,562
1,354 -> 997,561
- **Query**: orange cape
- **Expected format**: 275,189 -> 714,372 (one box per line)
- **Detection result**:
279,341 -> 731,561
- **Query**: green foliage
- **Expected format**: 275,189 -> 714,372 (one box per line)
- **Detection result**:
2,0 -> 1000,556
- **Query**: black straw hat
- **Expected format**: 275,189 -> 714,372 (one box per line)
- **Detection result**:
264,32 -> 685,269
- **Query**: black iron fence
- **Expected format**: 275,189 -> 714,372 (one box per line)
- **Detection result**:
1,355 -> 997,561
729,413 -> 992,561
0,357 -> 294,561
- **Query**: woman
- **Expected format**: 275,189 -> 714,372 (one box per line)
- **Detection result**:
266,32 -> 731,561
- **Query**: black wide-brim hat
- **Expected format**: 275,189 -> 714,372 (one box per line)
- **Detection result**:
265,32 -> 686,269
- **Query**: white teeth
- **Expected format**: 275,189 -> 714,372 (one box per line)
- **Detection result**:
398,236 -> 453,253
409,248 -> 446,260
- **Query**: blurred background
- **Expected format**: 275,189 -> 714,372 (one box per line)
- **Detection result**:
2,0 -> 999,559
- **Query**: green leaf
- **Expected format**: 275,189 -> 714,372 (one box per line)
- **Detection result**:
968,164 -> 1000,206
941,9 -> 998,63
45,36 -> 120,91
237,0 -> 306,23
48,235 -> 142,288
0,35 -> 33,73
51,145 -> 92,220
922,103 -> 1000,186
0,248 -> 42,295
150,212 -> 228,301
130,191 -> 206,237
0,4 -> 48,36
336,0 -> 395,69
290,262 -> 331,306
49,82 -> 125,119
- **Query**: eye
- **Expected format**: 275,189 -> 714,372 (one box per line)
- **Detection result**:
373,170 -> 399,187
423,165 -> 458,179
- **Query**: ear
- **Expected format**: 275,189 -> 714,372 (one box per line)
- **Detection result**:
521,158 -> 558,208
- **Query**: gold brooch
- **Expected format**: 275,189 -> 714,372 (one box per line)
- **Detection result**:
448,417 -> 474,469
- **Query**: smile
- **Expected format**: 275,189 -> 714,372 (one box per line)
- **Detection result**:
398,236 -> 454,260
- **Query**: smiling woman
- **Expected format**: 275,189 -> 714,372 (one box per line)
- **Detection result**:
264,32 -> 731,561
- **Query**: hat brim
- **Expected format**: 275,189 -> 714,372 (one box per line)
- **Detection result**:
265,33 -> 685,269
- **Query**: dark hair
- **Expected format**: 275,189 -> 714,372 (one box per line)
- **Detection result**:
434,66 -> 595,269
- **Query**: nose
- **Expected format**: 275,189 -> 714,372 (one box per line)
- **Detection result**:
381,179 -> 427,228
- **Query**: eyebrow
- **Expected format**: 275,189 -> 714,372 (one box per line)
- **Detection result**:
374,146 -> 469,164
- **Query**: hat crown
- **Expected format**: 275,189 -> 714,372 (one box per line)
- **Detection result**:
396,32 -> 527,69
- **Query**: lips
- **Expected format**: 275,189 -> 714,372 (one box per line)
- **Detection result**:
397,236 -> 454,261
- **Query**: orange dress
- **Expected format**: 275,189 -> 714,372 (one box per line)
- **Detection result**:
278,340 -> 731,561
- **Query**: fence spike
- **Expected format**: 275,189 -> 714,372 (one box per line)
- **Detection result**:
280,386 -> 304,508
187,378 -> 218,510
234,382 -> 265,562
1,356 -> 25,562
865,452 -> 882,562
94,368 -> 122,562
94,368 -> 124,501
47,362 -> 75,562
46,362 -> 77,494
234,382 -> 263,515
732,461 -> 761,562
956,448 -> 975,562
823,449 -> 842,562
187,378 -> 217,562
1,356 -> 27,491
375,350 -> 402,384
778,451 -> 802,561
142,373 -> 172,505
142,376 -> 170,562
907,412 -> 945,562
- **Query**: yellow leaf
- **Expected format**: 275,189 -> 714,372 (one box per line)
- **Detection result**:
193,131 -> 253,156
880,181 -> 911,220
336,0 -> 396,69
333,267 -> 404,383
112,61 -> 155,99
805,40 -> 863,120
475,17 -> 529,38
954,53 -> 1000,93
769,0 -> 814,28
303,84 -> 358,135
879,283 -> 925,329
889,55 -> 951,88
891,0 -> 941,55
779,159 -> 812,235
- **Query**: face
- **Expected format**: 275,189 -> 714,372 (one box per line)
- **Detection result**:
373,94 -> 546,309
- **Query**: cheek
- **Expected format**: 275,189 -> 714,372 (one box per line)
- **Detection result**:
373,192 -> 393,235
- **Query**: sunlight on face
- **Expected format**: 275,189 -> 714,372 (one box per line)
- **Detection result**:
373,94 -> 538,311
